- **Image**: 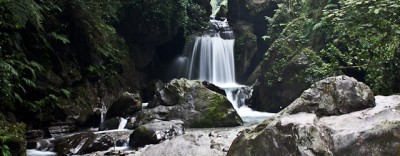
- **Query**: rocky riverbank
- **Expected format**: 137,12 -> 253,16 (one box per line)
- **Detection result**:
228,76 -> 400,156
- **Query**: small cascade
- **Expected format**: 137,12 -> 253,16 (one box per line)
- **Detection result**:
100,102 -> 107,124
118,118 -> 128,130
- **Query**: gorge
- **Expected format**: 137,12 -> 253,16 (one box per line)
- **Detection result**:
1,0 -> 399,155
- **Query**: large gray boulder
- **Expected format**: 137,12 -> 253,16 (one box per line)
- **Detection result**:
228,76 -> 400,156
141,78 -> 243,128
128,119 -> 184,148
281,75 -> 375,117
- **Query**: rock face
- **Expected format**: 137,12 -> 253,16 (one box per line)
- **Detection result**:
247,47 -> 315,112
142,78 -> 243,128
227,0 -> 280,82
227,76 -> 400,156
281,75 -> 375,116
129,119 -> 184,148
105,92 -> 142,120
233,21 -> 258,81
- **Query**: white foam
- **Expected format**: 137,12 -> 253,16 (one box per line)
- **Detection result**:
118,118 -> 128,130
27,149 -> 56,156
236,106 -> 276,117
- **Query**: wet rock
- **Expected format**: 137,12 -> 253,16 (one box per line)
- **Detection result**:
142,80 -> 164,102
26,129 -> 50,140
227,77 -> 400,156
48,122 -> 76,137
54,130 -> 132,155
105,92 -> 142,120
236,86 -> 253,107
202,81 -> 226,96
129,119 -> 184,148
99,117 -> 121,131
26,141 -> 38,149
140,78 -> 243,128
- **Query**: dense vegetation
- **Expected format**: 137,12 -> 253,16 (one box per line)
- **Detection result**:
0,0 -> 209,155
263,0 -> 399,94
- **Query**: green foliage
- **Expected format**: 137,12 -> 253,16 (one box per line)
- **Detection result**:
0,113 -> 26,156
0,0 -> 127,116
61,89 -> 71,99
127,0 -> 209,38
0,54 -> 43,111
70,0 -> 125,59
261,0 -> 399,94
0,0 -> 43,29
320,0 -> 400,94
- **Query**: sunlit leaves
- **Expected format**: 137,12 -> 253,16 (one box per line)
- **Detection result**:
321,0 -> 400,94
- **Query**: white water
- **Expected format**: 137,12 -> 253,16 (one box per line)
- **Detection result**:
100,103 -> 107,123
188,35 -> 236,84
27,149 -> 56,156
118,118 -> 128,130
185,19 -> 275,120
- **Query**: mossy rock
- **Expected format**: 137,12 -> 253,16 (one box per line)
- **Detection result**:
139,78 -> 243,128
189,93 -> 243,128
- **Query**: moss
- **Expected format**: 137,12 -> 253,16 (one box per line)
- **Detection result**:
0,113 -> 26,156
235,28 -> 257,61
190,94 -> 231,128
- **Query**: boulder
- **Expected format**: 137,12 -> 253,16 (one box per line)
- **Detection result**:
227,77 -> 400,156
54,132 -> 113,155
98,117 -> 121,131
281,75 -> 375,117
105,92 -> 142,120
142,78 -> 243,128
53,130 -> 131,155
128,119 -> 184,148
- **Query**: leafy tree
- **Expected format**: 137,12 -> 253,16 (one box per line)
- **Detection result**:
320,0 -> 400,94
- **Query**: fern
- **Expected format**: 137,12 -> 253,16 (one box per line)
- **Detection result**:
51,32 -> 70,44
61,89 -> 71,99
8,0 -> 43,29
22,78 -> 36,88
0,144 -> 11,156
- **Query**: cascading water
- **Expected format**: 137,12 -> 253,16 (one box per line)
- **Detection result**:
182,18 -> 274,121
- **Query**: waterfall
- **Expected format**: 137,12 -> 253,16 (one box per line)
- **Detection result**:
182,18 -> 275,120
188,35 -> 236,85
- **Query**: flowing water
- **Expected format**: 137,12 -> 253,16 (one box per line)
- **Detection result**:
181,18 -> 274,121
